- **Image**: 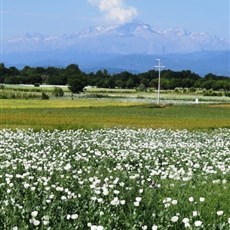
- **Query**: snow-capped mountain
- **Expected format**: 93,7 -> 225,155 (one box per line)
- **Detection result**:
4,21 -> 229,54
2,21 -> 230,75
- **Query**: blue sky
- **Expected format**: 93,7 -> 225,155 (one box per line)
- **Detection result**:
2,0 -> 230,40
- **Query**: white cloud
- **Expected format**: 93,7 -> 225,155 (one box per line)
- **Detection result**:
88,0 -> 138,24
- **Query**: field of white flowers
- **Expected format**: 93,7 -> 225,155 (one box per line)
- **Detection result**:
0,128 -> 230,229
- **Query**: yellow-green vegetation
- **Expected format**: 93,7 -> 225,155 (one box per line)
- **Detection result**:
0,99 -> 143,109
1,99 -> 230,130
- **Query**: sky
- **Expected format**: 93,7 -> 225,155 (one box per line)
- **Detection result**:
1,0 -> 230,40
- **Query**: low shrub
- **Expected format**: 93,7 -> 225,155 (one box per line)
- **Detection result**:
41,92 -> 49,100
52,87 -> 64,97
203,90 -> 222,97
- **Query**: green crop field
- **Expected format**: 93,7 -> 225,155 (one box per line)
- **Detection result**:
0,99 -> 230,130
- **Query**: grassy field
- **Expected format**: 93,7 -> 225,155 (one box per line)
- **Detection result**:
1,99 -> 230,130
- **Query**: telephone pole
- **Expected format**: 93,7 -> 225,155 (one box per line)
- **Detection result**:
154,59 -> 165,104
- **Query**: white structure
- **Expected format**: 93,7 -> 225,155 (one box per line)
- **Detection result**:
154,59 -> 165,104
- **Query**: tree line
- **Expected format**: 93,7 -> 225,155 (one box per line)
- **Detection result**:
0,63 -> 230,93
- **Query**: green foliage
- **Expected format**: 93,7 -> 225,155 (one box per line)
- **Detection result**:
41,92 -> 49,100
0,62 -> 229,91
0,84 -> 5,89
137,83 -> 147,92
52,87 -> 64,97
126,78 -> 135,89
203,90 -> 223,97
65,64 -> 81,76
225,92 -> 230,97
174,88 -> 181,93
189,87 -> 196,93
0,89 -> 41,99
68,74 -> 88,94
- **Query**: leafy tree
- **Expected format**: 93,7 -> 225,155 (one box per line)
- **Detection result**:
107,77 -> 115,88
20,66 -> 34,76
46,67 -> 60,76
139,76 -> 150,87
95,79 -> 107,88
149,79 -> 158,88
0,63 -> 9,75
115,79 -> 125,88
47,73 -> 67,85
126,78 -> 135,89
65,64 -> 81,77
0,63 -> 9,83
160,79 -> 171,89
96,69 -> 108,78
5,75 -> 21,84
200,79 -> 215,90
0,74 -> 5,83
68,74 -> 88,94
204,73 -> 217,80
9,66 -> 20,76
35,67 -> 46,75
223,81 -> 230,91
0,62 -> 229,91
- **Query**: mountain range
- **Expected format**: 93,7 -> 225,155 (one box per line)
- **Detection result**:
3,21 -> 230,76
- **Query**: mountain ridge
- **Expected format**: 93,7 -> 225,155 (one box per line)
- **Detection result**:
2,21 -> 230,76
5,21 -> 229,54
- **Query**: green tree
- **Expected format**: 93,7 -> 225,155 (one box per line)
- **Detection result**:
5,76 -> 21,84
126,78 -> 135,89
68,74 -> 88,94
65,64 -> 81,76
9,66 -> 20,76
115,79 -> 125,88
0,63 -> 9,83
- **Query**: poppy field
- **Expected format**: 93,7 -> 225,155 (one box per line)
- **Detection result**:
0,128 -> 229,229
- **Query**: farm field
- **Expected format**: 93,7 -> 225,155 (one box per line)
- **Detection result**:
0,99 -> 230,130
2,84 -> 230,103
0,92 -> 230,229
0,128 -> 229,229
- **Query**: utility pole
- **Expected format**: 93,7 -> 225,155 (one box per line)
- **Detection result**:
154,59 -> 165,104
